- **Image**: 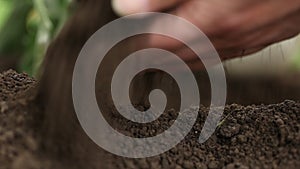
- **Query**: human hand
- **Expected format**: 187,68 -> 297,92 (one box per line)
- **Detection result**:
112,0 -> 300,69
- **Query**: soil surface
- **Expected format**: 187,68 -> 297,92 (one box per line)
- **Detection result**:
0,70 -> 38,169
0,70 -> 299,169
0,70 -> 62,169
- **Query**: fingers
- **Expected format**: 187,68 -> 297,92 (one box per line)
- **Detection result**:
117,0 -> 300,71
112,0 -> 186,16
225,0 -> 300,36
146,0 -> 250,50
147,0 -> 300,49
220,12 -> 300,51
149,1 -> 300,61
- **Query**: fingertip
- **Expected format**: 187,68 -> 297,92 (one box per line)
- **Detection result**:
111,0 -> 127,16
112,0 -> 150,16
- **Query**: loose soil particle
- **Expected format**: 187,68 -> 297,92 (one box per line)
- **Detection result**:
0,70 -> 37,169
0,70 -> 299,169
0,70 -> 62,169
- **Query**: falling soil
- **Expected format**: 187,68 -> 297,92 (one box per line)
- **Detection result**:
0,70 -> 299,169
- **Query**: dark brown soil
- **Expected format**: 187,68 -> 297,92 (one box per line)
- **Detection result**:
0,70 -> 62,169
0,70 -> 299,169
0,70 -> 38,169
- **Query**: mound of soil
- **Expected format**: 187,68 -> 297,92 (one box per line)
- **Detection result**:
0,70 -> 299,169
0,70 -> 38,169
106,101 -> 300,169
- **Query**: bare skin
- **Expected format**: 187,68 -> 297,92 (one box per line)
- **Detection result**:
113,0 -> 300,70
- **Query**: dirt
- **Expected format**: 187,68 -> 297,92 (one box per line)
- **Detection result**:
1,0 -> 300,168
107,101 -> 300,169
36,0 -> 300,168
0,70 -> 62,169
0,70 -> 37,169
0,70 -> 299,169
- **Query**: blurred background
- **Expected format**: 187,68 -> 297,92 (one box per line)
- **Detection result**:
0,0 -> 299,77
0,0 -> 73,76
0,0 -> 299,105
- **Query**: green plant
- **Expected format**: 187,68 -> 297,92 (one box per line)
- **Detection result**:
0,0 -> 72,76
0,0 -> 13,29
0,0 -> 32,56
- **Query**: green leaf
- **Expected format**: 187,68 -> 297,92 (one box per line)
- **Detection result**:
0,0 -> 32,55
0,0 -> 73,76
0,0 -> 13,29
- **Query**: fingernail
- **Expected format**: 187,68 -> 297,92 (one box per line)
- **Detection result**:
112,0 -> 150,16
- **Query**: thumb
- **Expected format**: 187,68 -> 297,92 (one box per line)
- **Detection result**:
112,0 -> 186,16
